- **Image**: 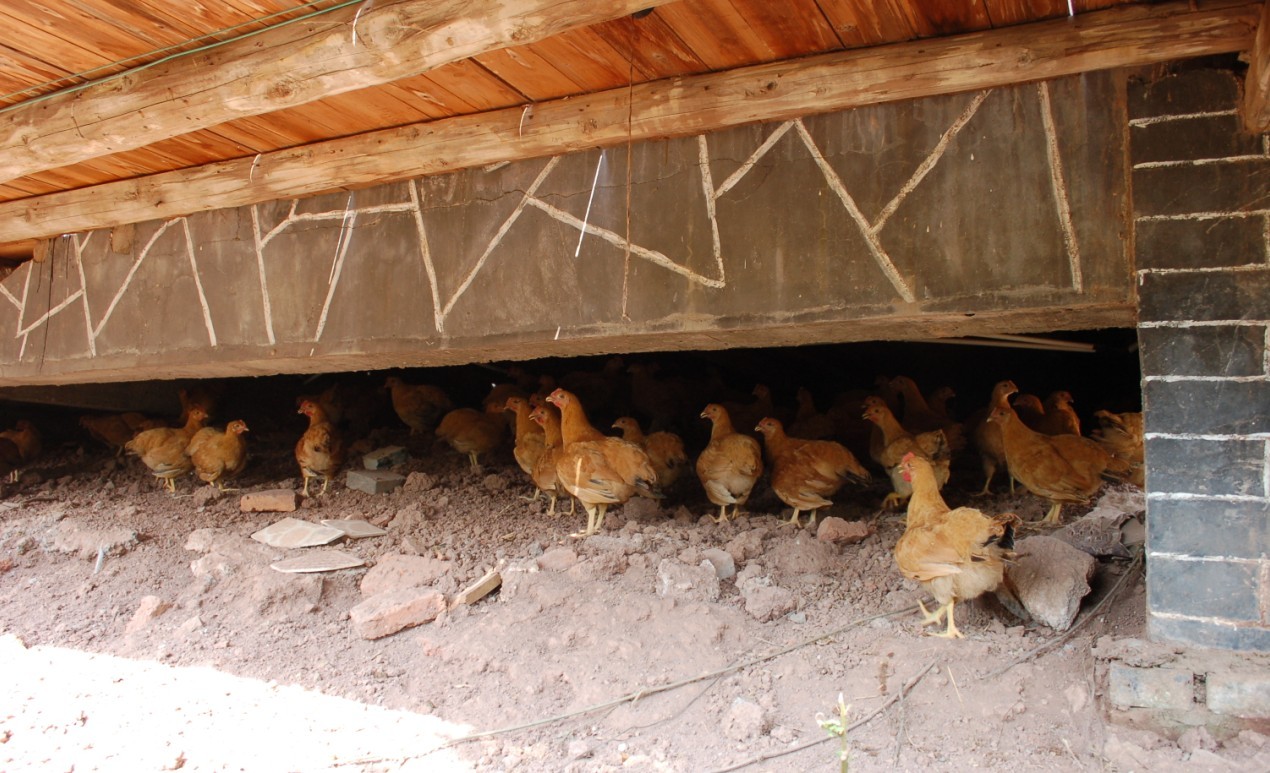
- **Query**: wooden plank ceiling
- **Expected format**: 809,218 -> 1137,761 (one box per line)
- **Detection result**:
0,0 -> 1262,256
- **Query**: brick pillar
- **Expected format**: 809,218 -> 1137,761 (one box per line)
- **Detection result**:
1131,68 -> 1270,651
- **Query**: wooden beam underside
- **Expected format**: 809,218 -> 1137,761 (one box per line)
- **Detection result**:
0,0 -> 1257,243
1244,0 -> 1270,132
0,0 -> 678,184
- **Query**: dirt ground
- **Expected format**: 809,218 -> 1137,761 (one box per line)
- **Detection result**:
0,417 -> 1267,772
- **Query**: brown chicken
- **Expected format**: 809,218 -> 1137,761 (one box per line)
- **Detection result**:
890,376 -> 965,450
187,420 -> 250,490
893,453 -> 1020,639
0,436 -> 22,483
788,387 -> 837,440
755,417 -> 870,527
436,404 -> 505,471
926,386 -> 956,420
724,384 -> 780,438
1011,393 -> 1046,431
126,408 -> 207,492
696,404 -> 764,522
528,403 -> 573,517
80,413 -> 140,456
385,376 -> 453,436
968,380 -> 1020,496
1092,409 -> 1145,488
295,400 -> 345,496
861,396 -> 950,510
505,396 -> 547,482
612,416 -> 688,491
546,388 -> 659,538
296,383 -> 344,427
1037,390 -> 1081,436
988,382 -> 1128,524
178,382 -> 223,425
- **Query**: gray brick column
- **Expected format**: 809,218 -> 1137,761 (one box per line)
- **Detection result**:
1131,68 -> 1270,650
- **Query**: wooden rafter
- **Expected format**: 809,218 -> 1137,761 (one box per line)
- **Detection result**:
0,0 -> 678,184
0,0 -> 1258,242
1244,0 -> 1270,132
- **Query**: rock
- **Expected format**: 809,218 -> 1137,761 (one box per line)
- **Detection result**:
389,505 -> 425,531
239,489 -> 298,513
177,615 -> 203,635
1096,485 -> 1146,515
404,472 -> 437,492
723,697 -> 769,741
566,740 -> 593,760
725,529 -> 767,564
700,548 -> 736,580
740,578 -> 798,622
250,518 -> 344,549
1177,728 -> 1217,754
1055,506 -> 1132,558
656,558 -> 720,602
45,521 -> 138,559
482,474 -> 507,492
360,554 -> 452,597
345,469 -> 406,495
349,588 -> 447,640
191,486 -> 223,508
621,498 -> 663,523
125,595 -> 171,634
1121,516 -> 1145,547
362,445 -> 408,470
815,517 -> 871,545
537,547 -> 578,572
1008,536 -> 1096,631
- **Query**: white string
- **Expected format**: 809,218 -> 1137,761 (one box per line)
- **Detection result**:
575,151 -> 604,257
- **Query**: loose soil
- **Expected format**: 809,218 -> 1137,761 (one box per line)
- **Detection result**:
0,422 -> 1265,772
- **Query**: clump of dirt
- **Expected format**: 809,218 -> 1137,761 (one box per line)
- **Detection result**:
0,432 -> 1263,772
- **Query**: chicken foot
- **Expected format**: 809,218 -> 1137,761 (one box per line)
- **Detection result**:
571,503 -> 609,538
1040,501 -> 1064,526
917,599 -> 963,639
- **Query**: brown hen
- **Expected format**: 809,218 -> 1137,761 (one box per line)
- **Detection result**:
126,408 -> 207,492
436,405 -> 505,471
187,420 -> 250,490
754,417 -> 870,527
612,416 -> 688,491
295,400 -> 344,496
696,404 -> 763,523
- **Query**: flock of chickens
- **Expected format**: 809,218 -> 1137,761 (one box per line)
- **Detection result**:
2,355 -> 1145,638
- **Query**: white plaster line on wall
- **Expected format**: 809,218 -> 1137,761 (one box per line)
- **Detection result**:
1144,374 -> 1269,383
180,217 -> 217,347
713,121 -> 794,200
1150,611 -> 1256,627
1264,212 -> 1270,269
93,219 -> 178,340
249,205 -> 277,346
1140,319 -> 1270,328
1038,82 -> 1083,293
527,196 -> 727,288
1133,156 -> 1270,170
1137,264 -> 1270,276
794,121 -> 914,303
258,202 -> 419,250
1146,492 -> 1268,503
1146,432 -> 1270,441
409,180 -> 444,334
1127,109 -> 1239,127
15,262 -> 32,358
871,89 -> 989,235
72,233 -> 96,357
697,135 -> 726,285
313,200 -> 358,343
0,281 -> 20,310
17,289 -> 84,337
1148,551 -> 1264,565
1137,209 -> 1270,222
440,157 -> 561,323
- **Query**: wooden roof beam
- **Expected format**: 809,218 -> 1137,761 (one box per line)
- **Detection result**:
1244,0 -> 1270,132
0,0 -> 1258,243
0,0 -> 679,184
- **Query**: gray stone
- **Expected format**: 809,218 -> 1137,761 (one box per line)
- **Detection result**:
1108,663 -> 1196,711
723,697 -> 769,741
700,548 -> 736,580
362,445 -> 408,470
345,469 -> 406,495
1055,506 -> 1131,558
656,558 -> 720,603
1007,536 -> 1095,631
1206,671 -> 1270,719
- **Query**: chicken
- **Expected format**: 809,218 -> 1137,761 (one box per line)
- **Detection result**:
295,400 -> 345,496
723,384 -> 779,437
893,453 -> 1020,639
788,387 -> 836,440
626,361 -> 696,432
178,382 -> 223,424
1092,409 -> 1145,488
1037,390 -> 1081,436
754,417 -> 870,527
125,408 -> 207,492
1011,393 -> 1046,431
988,382 -> 1128,525
546,388 -> 659,538
505,396 -> 547,483
186,420 -> 250,490
529,403 -> 573,517
612,416 -> 688,491
0,436 -> 22,484
965,380 -> 1022,496
696,404 -> 764,523
436,404 -> 505,471
296,382 -> 344,427
890,376 -> 965,450
385,376 -> 453,436
0,419 -> 42,483
861,396 -> 950,510
926,386 -> 956,420
80,413 -> 138,456
558,356 -> 627,422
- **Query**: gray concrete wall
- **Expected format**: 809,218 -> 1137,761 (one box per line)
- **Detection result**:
0,72 -> 1134,386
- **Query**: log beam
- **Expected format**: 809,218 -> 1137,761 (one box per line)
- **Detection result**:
1244,0 -> 1270,132
0,0 -> 1257,242
0,0 -> 678,184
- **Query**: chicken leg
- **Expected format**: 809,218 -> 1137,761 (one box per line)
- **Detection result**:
1040,501 -> 1063,525
918,599 -> 963,639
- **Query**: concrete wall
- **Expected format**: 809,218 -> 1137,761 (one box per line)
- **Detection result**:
1132,68 -> 1270,650
0,72 -> 1134,386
